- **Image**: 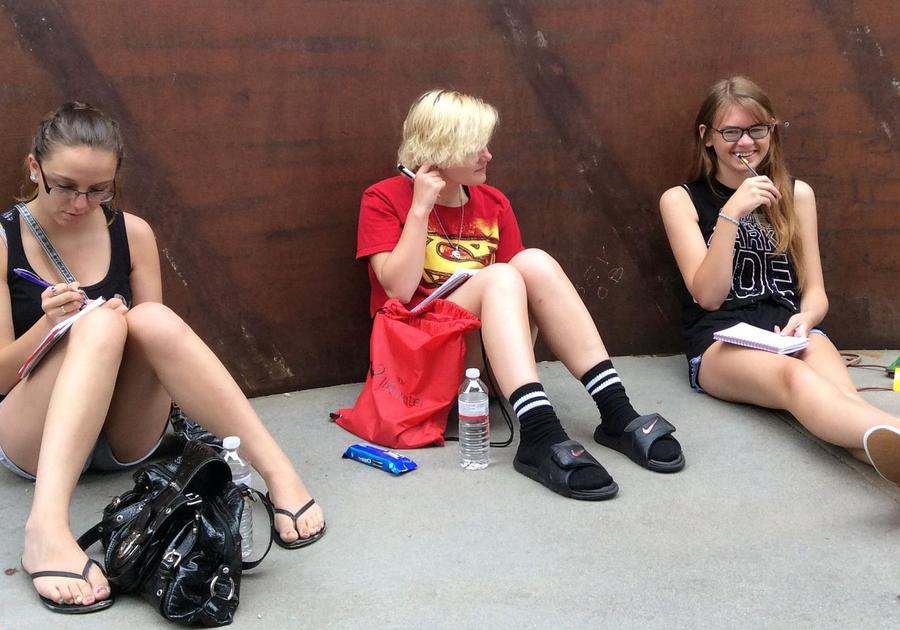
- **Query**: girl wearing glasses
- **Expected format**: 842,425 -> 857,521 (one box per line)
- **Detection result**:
0,103 -> 325,614
357,90 -> 685,502
659,76 -> 900,483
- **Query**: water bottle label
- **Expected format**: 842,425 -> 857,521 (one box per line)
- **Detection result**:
458,400 -> 488,419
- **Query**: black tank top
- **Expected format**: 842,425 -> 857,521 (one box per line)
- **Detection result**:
678,178 -> 801,358
3,205 -> 133,339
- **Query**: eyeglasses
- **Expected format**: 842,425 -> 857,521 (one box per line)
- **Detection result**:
36,161 -> 116,204
711,124 -> 774,143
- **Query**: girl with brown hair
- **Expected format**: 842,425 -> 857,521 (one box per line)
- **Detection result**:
659,76 -> 900,481
0,102 -> 325,614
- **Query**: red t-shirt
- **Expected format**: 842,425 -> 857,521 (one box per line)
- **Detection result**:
357,176 -> 526,314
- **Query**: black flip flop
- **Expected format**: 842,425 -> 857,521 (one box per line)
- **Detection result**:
23,557 -> 114,614
593,413 -> 685,473
513,439 -> 619,501
267,493 -> 327,549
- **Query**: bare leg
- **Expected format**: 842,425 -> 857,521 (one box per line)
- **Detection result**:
448,263 -> 538,396
120,303 -> 324,543
508,249 -> 609,378
1,308 -> 127,607
699,336 -> 900,451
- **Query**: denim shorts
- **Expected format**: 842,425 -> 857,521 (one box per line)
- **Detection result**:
688,328 -> 828,393
0,431 -> 164,481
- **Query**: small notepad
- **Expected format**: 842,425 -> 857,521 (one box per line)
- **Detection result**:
18,298 -> 107,379
410,268 -> 479,313
713,322 -> 810,355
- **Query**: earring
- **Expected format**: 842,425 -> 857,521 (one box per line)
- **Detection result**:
30,174 -> 36,182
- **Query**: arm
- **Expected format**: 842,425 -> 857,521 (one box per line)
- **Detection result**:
369,164 -> 445,303
659,177 -> 781,311
0,244 -> 84,394
776,180 -> 828,337
124,213 -> 163,304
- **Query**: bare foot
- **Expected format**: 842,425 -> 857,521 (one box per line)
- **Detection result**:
21,521 -> 111,607
265,473 -> 326,544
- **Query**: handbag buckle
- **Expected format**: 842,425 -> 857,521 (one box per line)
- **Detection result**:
162,550 -> 182,568
184,492 -> 202,506
209,574 -> 236,601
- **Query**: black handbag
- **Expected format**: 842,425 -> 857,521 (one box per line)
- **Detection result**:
78,440 -> 274,626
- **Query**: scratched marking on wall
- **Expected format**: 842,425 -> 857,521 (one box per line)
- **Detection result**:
574,245 -> 624,302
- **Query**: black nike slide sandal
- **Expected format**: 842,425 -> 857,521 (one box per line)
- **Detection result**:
513,439 -> 619,501
594,413 -> 685,473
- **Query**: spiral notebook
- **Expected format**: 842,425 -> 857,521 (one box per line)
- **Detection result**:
410,268 -> 478,313
18,298 -> 106,379
713,322 -> 809,355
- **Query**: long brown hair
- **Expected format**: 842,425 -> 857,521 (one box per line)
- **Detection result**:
18,101 -> 124,202
688,77 -> 803,287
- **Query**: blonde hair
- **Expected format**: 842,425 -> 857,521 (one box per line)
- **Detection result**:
397,90 -> 498,169
688,76 -> 804,288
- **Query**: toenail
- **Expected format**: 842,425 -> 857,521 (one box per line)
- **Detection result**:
96,585 -> 110,595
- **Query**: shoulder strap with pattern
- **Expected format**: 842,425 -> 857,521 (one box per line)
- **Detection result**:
15,202 -> 76,283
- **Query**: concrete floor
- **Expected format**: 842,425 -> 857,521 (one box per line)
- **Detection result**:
1,352 -> 898,629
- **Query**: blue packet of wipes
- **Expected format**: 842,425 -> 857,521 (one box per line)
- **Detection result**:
342,443 -> 417,475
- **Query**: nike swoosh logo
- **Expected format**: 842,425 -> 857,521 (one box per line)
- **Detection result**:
642,419 -> 658,435
570,448 -> 585,457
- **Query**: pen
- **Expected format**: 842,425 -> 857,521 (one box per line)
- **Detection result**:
12,268 -> 53,289
736,154 -> 759,177
13,267 -> 88,305
397,163 -> 416,180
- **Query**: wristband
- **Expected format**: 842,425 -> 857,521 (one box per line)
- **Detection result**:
717,212 -> 740,227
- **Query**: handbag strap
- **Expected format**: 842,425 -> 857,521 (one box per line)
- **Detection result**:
15,202 -> 77,283
240,487 -> 276,571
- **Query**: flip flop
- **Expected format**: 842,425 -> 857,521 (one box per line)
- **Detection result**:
593,413 -> 685,473
23,557 -> 114,614
513,439 -> 619,501
266,492 -> 327,549
863,425 -> 900,485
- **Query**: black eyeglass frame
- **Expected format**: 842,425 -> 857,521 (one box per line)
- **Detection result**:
710,124 -> 774,143
36,160 -> 117,204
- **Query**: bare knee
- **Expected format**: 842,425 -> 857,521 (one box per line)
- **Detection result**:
508,248 -> 561,281
478,262 -> 526,293
780,359 -> 819,407
69,306 -> 127,353
125,302 -> 190,347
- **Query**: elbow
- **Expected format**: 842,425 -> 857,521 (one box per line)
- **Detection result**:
383,285 -> 415,305
697,297 -> 724,311
692,292 -> 726,311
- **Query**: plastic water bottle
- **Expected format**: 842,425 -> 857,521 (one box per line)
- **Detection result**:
458,368 -> 490,470
222,436 -> 253,559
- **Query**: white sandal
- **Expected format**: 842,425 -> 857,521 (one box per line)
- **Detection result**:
863,425 -> 900,485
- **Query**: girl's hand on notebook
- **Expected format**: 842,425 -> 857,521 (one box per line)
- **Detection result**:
776,312 -> 811,338
40,282 -> 86,324
102,295 -> 129,314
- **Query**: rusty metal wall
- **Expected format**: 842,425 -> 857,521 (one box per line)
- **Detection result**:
0,1 -> 896,395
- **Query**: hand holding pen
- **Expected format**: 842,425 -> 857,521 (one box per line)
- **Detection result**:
13,268 -> 88,324
398,163 -> 445,219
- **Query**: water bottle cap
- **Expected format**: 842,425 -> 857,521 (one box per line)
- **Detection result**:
465,368 -> 480,379
222,436 -> 241,450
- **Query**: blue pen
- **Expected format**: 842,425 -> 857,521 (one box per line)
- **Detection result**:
12,268 -> 53,289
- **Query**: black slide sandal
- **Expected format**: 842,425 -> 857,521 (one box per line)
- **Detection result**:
513,439 -> 619,501
594,413 -> 685,473
23,557 -> 113,614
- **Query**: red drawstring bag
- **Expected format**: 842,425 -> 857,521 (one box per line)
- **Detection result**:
334,298 -> 481,448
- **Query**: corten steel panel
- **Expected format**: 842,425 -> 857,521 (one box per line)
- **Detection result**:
0,1 -> 896,396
